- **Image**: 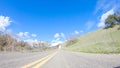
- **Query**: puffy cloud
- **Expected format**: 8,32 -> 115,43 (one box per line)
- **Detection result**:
24,32 -> 29,37
51,38 -> 63,46
97,9 -> 114,28
31,34 -> 37,37
54,33 -> 60,38
61,33 -> 65,39
52,32 -> 66,46
17,32 -> 29,38
0,16 -> 12,31
51,38 -> 60,42
51,41 -> 62,46
17,32 -> 24,38
54,33 -> 66,39
74,30 -> 79,34
73,30 -> 84,35
17,32 -> 37,38
95,0 -> 119,28
24,39 -> 40,46
24,39 -> 34,46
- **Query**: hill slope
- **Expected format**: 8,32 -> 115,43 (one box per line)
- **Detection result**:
64,26 -> 120,54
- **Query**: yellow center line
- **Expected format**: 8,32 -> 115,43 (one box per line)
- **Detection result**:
33,52 -> 57,68
21,51 -> 57,68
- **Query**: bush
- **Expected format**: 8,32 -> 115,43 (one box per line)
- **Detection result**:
66,38 -> 78,47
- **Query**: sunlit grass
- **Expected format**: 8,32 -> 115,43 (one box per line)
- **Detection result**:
64,26 -> 120,54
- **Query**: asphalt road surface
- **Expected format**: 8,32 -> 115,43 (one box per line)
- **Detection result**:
0,50 -> 120,68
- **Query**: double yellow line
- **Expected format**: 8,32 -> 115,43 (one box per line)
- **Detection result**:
21,51 -> 57,68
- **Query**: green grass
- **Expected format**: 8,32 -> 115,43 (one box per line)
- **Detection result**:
64,26 -> 120,54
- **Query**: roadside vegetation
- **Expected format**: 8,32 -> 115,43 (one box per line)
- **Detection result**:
0,31 -> 57,52
63,11 -> 120,54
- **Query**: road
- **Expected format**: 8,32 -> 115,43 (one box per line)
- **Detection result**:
0,50 -> 120,68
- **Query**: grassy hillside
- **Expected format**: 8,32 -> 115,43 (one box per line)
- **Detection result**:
64,26 -> 120,54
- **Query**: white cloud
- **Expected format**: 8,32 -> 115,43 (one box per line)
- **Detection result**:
97,9 -> 114,28
17,32 -> 24,38
95,0 -> 120,14
74,30 -> 79,34
24,39 -> 40,46
0,16 -> 12,31
54,33 -> 60,38
24,32 -> 29,37
51,41 -> 62,46
51,38 -> 63,46
17,32 -> 38,39
31,34 -> 37,37
17,32 -> 29,38
54,33 -> 66,39
61,33 -> 65,39
52,32 -> 66,46
51,38 -> 60,43
24,39 -> 34,46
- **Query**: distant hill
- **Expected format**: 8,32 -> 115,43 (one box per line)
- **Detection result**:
64,25 -> 120,54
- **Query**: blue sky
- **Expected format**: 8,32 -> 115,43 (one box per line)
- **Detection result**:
0,0 -> 120,44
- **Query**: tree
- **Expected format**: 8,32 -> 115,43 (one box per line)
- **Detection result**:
104,15 -> 116,29
104,11 -> 120,29
115,12 -> 120,26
